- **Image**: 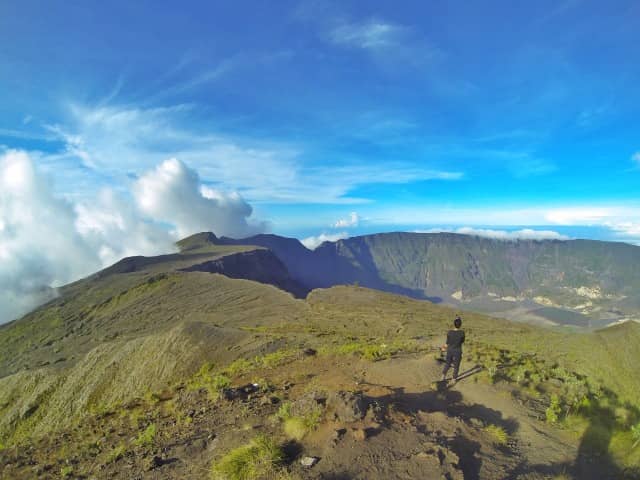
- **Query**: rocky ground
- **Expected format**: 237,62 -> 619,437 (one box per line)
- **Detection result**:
2,347 -> 621,480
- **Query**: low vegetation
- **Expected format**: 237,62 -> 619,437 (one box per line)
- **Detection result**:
484,424 -> 509,446
134,423 -> 157,447
105,443 -> 127,464
60,465 -> 73,478
276,401 -> 323,441
471,342 -> 640,467
211,435 -> 284,480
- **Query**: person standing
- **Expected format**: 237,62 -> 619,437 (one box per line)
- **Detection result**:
441,315 -> 465,382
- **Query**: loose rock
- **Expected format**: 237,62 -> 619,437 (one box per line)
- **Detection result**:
300,456 -> 319,467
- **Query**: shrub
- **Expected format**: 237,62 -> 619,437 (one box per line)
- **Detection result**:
60,465 -> 73,478
257,350 -> 296,369
276,402 -> 292,420
277,401 -> 322,440
546,394 -> 562,424
283,417 -> 307,441
563,377 -> 589,415
224,358 -> 254,377
486,362 -> 499,384
190,363 -> 232,401
211,435 -> 284,480
484,424 -> 508,446
106,443 -> 127,464
632,423 -> 640,449
134,423 -> 157,447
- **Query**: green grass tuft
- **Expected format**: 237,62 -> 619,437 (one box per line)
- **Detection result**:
211,435 -> 284,480
134,423 -> 157,447
60,465 -> 73,477
283,417 -> 307,441
632,423 -> 640,449
106,443 -> 127,464
484,424 -> 508,446
277,400 -> 322,440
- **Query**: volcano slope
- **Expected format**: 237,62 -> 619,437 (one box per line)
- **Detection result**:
201,231 -> 640,329
1,244 -> 640,479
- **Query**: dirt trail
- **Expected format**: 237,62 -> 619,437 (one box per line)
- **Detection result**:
353,354 -> 579,479
0,352 -> 600,480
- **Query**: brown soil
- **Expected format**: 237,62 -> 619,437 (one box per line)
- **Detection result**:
1,349 -> 616,480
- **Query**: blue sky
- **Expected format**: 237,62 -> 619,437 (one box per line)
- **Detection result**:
1,0 -> 640,250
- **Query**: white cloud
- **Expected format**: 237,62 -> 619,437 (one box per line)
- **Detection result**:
544,207 -> 614,225
133,158 -> 266,239
329,20 -> 404,50
632,151 -> 640,166
0,150 -> 104,323
333,212 -> 359,228
456,227 -> 568,241
44,103 -> 461,205
75,189 -> 176,266
606,222 -> 640,244
417,227 -> 568,241
325,17 -> 442,68
375,204 -> 640,230
301,232 -> 349,250
0,151 -> 266,324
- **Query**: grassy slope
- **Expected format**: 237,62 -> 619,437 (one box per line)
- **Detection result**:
0,242 -> 639,458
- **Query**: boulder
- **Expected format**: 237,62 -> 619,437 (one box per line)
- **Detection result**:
326,391 -> 368,423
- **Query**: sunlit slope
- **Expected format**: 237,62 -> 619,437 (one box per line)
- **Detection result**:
0,243 -> 297,377
0,256 -> 308,444
1,239 -> 639,451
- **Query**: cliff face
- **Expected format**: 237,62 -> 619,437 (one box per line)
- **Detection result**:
180,249 -> 310,298
204,231 -> 640,325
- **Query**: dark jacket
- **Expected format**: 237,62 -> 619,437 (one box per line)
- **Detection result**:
446,329 -> 465,351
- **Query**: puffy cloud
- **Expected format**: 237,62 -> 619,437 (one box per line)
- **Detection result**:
0,151 -> 266,324
632,151 -> 640,166
301,232 -> 349,250
75,189 -> 175,266
333,212 -> 359,228
0,151 -> 99,323
133,158 -> 266,239
418,227 -> 569,241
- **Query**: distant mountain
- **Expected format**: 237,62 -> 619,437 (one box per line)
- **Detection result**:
181,231 -> 640,328
2,231 -> 640,478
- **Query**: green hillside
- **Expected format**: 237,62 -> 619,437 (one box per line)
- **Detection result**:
1,240 -> 640,478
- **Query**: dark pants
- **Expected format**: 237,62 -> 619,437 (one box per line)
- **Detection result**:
442,349 -> 462,379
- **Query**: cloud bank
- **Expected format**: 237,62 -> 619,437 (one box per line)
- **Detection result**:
333,212 -> 359,228
301,232 -> 349,250
0,151 -> 265,324
419,227 -> 569,241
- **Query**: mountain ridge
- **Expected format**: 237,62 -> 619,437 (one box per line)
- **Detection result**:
2,233 -> 640,478
183,231 -> 640,328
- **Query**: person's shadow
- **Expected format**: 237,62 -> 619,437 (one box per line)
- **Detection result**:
508,396 -> 640,479
373,380 -> 519,480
